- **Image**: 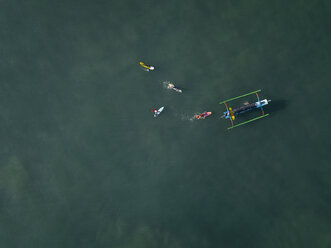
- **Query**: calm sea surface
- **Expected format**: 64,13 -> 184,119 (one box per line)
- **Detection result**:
0,0 -> 330,247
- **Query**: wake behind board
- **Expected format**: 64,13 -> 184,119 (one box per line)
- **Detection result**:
154,106 -> 164,117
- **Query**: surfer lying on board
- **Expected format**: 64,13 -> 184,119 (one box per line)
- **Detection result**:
153,106 -> 164,117
195,112 -> 212,119
168,83 -> 182,93
139,62 -> 154,71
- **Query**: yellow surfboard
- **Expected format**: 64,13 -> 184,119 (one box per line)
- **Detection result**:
139,62 -> 154,70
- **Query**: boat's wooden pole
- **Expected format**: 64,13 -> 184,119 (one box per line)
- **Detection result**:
255,92 -> 264,115
224,102 -> 234,127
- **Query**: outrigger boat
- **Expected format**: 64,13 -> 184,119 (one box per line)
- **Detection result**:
220,89 -> 270,130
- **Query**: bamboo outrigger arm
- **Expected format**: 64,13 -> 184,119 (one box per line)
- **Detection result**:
219,90 -> 261,104
227,114 -> 269,130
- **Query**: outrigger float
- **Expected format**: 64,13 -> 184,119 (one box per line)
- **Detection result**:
220,89 -> 270,130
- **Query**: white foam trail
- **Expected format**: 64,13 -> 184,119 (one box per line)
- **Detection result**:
175,113 -> 197,121
162,81 -> 171,89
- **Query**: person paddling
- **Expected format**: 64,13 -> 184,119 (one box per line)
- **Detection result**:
140,62 -> 155,71
168,83 -> 182,93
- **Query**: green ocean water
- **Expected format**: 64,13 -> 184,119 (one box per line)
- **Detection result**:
0,0 -> 331,247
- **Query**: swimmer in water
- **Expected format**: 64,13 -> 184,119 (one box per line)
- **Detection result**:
168,83 -> 182,93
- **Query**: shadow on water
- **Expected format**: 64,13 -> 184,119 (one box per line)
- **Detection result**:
229,99 -> 288,129
265,99 -> 288,115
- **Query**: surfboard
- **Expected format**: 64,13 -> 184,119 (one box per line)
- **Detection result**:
140,62 -> 154,71
173,87 -> 182,93
154,106 -> 164,117
195,112 -> 212,119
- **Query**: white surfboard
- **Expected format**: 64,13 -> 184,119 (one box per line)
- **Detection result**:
154,106 -> 164,117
